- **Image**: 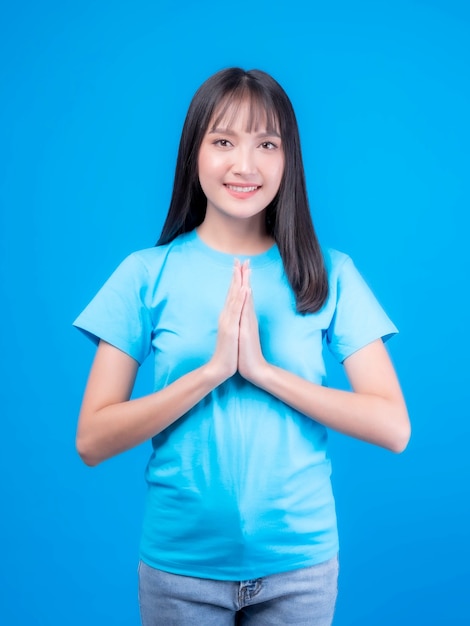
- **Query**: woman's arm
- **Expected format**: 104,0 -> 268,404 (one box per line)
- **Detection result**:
76,341 -> 218,466
76,261 -> 249,466
238,282 -> 410,453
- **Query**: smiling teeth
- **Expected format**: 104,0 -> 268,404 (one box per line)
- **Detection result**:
226,185 -> 258,192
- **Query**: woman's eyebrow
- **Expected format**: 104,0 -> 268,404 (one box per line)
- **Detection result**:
208,127 -> 237,136
208,127 -> 281,138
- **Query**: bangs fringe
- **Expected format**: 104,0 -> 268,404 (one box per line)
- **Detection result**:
210,84 -> 280,135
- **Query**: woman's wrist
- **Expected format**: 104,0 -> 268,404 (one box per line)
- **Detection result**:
239,358 -> 273,389
201,358 -> 233,389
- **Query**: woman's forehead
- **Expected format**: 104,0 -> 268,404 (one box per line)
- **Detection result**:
209,96 -> 280,134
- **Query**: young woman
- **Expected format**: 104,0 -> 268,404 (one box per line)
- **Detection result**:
74,67 -> 410,625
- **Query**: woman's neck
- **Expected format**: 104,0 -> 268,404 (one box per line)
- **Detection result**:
196,213 -> 274,255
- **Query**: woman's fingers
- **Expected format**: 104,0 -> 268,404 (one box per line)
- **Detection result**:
208,259 -> 267,385
208,260 -> 248,383
241,259 -> 251,289
238,277 -> 267,384
223,259 -> 245,316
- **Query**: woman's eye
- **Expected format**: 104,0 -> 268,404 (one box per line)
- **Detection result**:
214,139 -> 232,148
260,141 -> 277,150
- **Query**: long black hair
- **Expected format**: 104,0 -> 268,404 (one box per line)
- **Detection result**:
157,67 -> 328,313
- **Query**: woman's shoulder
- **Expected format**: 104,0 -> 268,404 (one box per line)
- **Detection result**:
322,246 -> 352,275
123,232 -> 196,272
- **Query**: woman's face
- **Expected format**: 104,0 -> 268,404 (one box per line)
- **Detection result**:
197,99 -> 285,227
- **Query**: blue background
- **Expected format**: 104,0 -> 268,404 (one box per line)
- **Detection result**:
1,1 -> 469,624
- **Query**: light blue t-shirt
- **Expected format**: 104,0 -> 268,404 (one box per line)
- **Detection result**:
73,229 -> 397,580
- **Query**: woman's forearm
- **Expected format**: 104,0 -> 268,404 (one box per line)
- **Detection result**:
259,363 -> 410,452
77,362 -> 221,467
251,361 -> 410,453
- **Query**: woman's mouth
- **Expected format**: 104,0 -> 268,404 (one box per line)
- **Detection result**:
225,185 -> 260,192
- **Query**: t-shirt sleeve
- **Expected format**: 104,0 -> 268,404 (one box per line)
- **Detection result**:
326,255 -> 398,363
72,253 -> 153,365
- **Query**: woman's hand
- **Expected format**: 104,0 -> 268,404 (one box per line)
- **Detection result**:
238,262 -> 268,384
205,259 -> 249,385
207,259 -> 268,385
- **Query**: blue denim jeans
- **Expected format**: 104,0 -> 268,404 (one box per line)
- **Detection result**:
138,556 -> 338,625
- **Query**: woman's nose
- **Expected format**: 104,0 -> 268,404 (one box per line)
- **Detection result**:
232,146 -> 257,176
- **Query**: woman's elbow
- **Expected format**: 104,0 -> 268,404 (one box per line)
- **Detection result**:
76,432 -> 103,467
388,409 -> 411,454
